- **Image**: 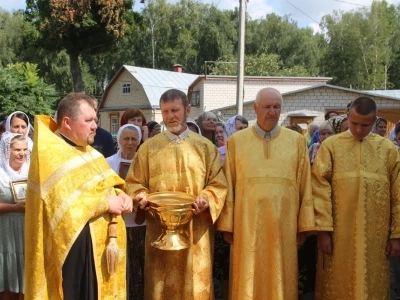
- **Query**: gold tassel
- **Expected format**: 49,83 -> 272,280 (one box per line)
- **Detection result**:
106,214 -> 119,297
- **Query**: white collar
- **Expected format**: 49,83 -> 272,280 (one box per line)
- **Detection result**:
255,123 -> 279,140
165,126 -> 190,143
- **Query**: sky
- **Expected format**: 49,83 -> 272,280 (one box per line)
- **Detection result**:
2,0 -> 400,33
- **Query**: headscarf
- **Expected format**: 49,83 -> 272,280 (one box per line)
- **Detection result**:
330,115 -> 348,134
6,111 -> 33,150
186,120 -> 201,134
318,120 -> 334,134
304,122 -> 319,146
106,124 -> 142,173
106,124 -> 143,227
6,111 -> 31,136
225,115 -> 238,138
147,121 -> 160,132
0,132 -> 30,188
389,121 -> 400,141
371,117 -> 387,134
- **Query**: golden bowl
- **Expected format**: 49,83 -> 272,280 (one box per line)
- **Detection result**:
147,191 -> 195,250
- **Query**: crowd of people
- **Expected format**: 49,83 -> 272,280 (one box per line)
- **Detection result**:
0,88 -> 400,300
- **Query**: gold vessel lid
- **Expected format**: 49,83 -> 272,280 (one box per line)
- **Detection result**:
148,191 -> 195,208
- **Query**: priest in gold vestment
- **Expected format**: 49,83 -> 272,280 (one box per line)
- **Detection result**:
217,88 -> 315,299
126,89 -> 227,300
25,94 -> 132,300
312,97 -> 400,300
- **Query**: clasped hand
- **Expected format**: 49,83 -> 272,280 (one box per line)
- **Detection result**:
107,192 -> 133,215
192,196 -> 209,215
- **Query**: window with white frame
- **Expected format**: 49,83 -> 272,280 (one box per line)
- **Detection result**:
122,82 -> 131,95
110,116 -> 118,138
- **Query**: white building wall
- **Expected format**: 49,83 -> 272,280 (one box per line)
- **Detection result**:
201,79 -> 329,113
218,87 -> 400,126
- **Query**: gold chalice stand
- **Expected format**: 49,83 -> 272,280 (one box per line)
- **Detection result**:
147,191 -> 195,250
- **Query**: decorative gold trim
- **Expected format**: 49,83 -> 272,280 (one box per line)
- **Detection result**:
41,149 -> 102,199
49,169 -> 115,233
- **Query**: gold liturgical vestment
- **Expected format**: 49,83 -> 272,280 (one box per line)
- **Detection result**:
126,130 -> 227,300
25,115 -> 127,300
217,126 -> 315,300
312,131 -> 400,300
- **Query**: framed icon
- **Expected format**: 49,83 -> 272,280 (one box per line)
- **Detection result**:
119,162 -> 131,180
10,180 -> 27,202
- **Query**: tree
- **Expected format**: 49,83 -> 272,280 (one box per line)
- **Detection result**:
0,63 -> 58,121
25,0 -> 134,92
246,13 -> 322,76
196,6 -> 238,74
320,0 -> 399,89
0,9 -> 25,66
210,52 -> 310,76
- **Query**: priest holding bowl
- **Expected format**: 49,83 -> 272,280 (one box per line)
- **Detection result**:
127,88 -> 227,300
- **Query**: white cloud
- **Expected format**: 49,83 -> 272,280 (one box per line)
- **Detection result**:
247,0 -> 274,20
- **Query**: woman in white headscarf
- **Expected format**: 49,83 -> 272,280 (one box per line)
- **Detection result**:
6,111 -> 33,151
0,132 -> 30,300
219,115 -> 249,163
106,124 -> 145,300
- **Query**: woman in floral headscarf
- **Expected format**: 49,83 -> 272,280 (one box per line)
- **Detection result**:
330,114 -> 349,134
218,115 -> 249,163
0,132 -> 30,300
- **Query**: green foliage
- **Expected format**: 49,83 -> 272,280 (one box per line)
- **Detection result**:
320,0 -> 400,89
25,0 -> 134,92
2,0 -> 400,95
0,63 -> 58,121
210,53 -> 311,76
0,9 -> 25,66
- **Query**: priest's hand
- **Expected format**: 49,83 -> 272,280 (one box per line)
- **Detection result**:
386,238 -> 400,257
192,196 -> 209,215
317,231 -> 333,255
119,191 -> 133,213
297,232 -> 307,248
223,232 -> 233,245
135,192 -> 149,210
107,194 -> 126,215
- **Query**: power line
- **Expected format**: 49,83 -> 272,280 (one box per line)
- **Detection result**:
283,0 -> 320,24
332,0 -> 371,7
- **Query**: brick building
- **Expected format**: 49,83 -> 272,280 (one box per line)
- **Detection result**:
214,84 -> 400,133
99,64 -> 333,135
99,65 -> 400,136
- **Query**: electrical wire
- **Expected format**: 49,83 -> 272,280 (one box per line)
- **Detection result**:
332,0 -> 370,7
283,0 -> 320,23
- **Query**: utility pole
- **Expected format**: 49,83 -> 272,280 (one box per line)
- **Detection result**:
236,0 -> 247,115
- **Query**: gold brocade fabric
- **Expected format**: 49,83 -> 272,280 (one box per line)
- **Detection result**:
216,126 -> 315,300
126,131 -> 227,300
312,131 -> 400,300
24,115 -> 127,300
